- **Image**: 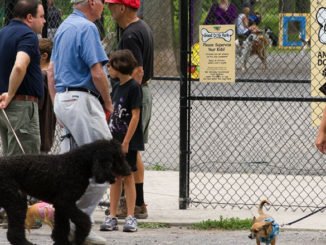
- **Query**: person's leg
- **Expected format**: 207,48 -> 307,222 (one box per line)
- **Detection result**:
122,151 -> 138,232
76,179 -> 108,218
0,102 -> 40,228
123,174 -> 137,232
4,101 -> 40,155
135,152 -> 145,206
140,84 -> 152,145
0,118 -> 8,226
54,92 -> 112,216
0,118 -> 8,155
109,178 -> 122,218
13,102 -> 40,155
124,175 -> 136,217
134,84 -> 152,218
54,92 -> 112,147
54,92 -> 111,243
99,177 -> 121,231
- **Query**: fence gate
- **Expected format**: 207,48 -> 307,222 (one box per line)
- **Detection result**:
179,0 -> 326,212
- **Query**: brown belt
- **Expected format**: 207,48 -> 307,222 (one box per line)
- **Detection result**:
13,95 -> 38,103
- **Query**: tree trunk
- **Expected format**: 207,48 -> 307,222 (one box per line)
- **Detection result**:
279,0 -> 295,13
143,0 -> 178,77
192,0 -> 203,45
296,0 -> 310,13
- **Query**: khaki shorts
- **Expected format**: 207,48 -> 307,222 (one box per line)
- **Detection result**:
0,101 -> 40,155
141,83 -> 152,144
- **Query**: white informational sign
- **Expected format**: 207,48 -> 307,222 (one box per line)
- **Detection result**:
199,25 -> 235,83
311,1 -> 326,126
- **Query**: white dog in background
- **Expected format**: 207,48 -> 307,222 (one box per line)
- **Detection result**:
236,32 -> 269,71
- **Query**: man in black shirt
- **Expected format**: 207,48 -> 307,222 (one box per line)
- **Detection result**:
104,0 -> 154,220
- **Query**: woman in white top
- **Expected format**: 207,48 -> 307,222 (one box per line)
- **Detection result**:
236,7 -> 260,36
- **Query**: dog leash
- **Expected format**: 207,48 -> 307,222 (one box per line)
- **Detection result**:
1,108 -> 25,154
281,205 -> 326,227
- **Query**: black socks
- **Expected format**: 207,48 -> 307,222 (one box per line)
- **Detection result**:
135,183 -> 144,206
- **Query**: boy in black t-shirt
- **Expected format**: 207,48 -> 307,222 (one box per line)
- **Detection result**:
100,49 -> 143,233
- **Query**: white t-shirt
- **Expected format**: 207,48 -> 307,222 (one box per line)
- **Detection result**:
236,13 -> 249,35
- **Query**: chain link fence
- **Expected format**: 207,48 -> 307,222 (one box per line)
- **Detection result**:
0,0 -> 181,170
186,0 -> 326,211
1,0 -> 326,212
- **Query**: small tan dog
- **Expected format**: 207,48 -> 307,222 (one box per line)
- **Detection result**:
25,202 -> 54,232
249,199 -> 279,245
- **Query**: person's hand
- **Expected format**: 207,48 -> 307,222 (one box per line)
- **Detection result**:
0,93 -> 10,109
316,130 -> 326,153
104,109 -> 111,121
104,102 -> 113,114
121,141 -> 129,154
103,102 -> 113,121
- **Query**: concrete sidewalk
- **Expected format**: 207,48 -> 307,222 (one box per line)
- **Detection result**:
93,171 -> 326,230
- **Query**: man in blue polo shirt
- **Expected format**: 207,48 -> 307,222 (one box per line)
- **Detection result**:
47,0 -> 113,244
0,0 -> 45,156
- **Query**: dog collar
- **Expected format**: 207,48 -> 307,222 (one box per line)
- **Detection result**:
260,217 -> 279,244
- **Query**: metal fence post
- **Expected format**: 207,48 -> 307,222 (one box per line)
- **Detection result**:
179,0 -> 189,210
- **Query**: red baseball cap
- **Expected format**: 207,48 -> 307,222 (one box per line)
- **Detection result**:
105,0 -> 140,9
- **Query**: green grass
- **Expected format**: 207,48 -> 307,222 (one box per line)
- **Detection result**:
138,222 -> 170,229
146,164 -> 167,171
261,13 -> 280,36
191,216 -> 252,230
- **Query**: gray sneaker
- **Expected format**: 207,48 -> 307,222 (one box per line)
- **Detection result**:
100,216 -> 118,231
69,228 -> 107,245
123,216 -> 137,232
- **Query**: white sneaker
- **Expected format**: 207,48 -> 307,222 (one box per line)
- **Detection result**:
69,229 -> 107,245
84,231 -> 107,245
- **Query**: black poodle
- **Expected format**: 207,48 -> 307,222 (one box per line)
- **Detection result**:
0,139 -> 130,245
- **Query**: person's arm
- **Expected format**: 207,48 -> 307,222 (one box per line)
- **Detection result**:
132,66 -> 144,85
91,63 -> 113,113
0,51 -> 30,109
121,108 -> 140,153
316,107 -> 326,153
242,15 -> 249,28
47,61 -> 56,103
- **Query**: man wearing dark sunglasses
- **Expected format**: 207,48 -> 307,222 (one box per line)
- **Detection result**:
47,0 -> 112,244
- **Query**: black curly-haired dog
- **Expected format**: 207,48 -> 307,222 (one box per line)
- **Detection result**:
0,139 -> 130,245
